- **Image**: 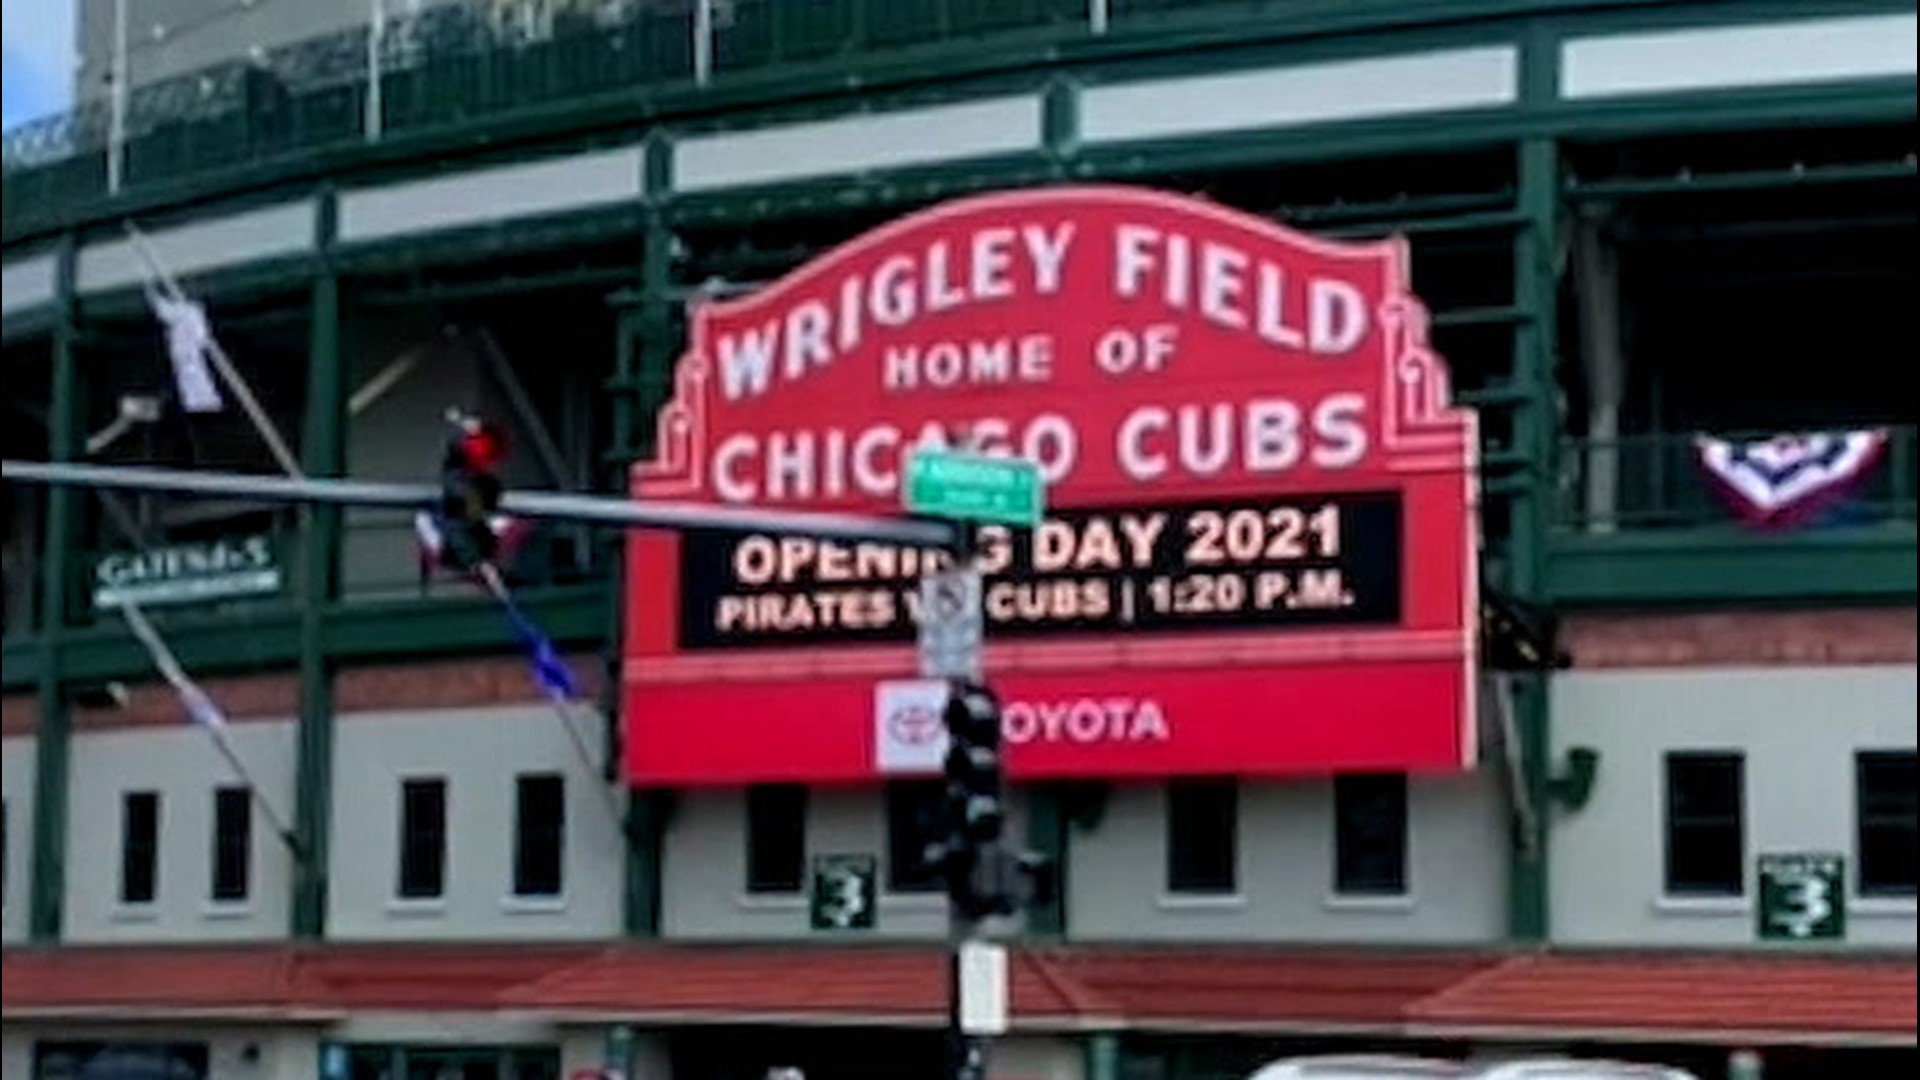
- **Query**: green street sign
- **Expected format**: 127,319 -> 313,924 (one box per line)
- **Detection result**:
810,853 -> 877,932
1758,852 -> 1847,941
903,449 -> 1046,528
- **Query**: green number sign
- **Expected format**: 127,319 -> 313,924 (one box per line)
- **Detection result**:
1757,852 -> 1846,942
810,853 -> 877,932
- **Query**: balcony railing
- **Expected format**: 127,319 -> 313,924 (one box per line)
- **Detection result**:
1556,427 -> 1916,534
0,0 -> 1453,236
1559,424 -> 1920,534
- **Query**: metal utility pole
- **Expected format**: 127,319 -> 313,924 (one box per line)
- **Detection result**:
0,460 -> 960,547
945,526 -> 987,1080
900,442 -> 1043,1080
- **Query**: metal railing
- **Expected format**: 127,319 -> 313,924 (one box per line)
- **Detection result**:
0,0 -> 1407,234
1556,426 -> 1917,533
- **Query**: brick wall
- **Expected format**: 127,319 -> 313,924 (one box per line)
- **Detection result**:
1563,608 -> 1917,669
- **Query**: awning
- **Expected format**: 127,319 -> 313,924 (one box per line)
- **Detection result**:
3,942 -> 1912,1048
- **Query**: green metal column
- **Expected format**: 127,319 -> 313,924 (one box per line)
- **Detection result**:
1024,784 -> 1067,937
29,236 -> 82,942
622,791 -> 666,937
618,196 -> 675,938
292,199 -> 344,939
1083,1032 -> 1121,1080
1505,135 -> 1561,943
1042,79 -> 1079,181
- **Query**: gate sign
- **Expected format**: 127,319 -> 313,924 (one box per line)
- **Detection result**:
625,185 -> 1477,786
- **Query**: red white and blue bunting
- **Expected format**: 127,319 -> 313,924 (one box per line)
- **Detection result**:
1694,429 -> 1889,528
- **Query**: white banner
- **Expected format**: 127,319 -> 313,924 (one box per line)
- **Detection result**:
149,293 -> 224,413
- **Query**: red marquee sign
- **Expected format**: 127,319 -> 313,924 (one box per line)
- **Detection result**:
625,185 -> 1477,786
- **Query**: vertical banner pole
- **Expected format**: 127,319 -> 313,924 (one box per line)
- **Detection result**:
108,0 -> 129,193
366,0 -> 386,142
693,0 -> 714,85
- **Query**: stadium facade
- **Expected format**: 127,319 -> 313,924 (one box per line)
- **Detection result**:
2,2 -> 1915,1079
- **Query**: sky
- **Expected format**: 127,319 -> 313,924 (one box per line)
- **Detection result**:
2,0 -> 76,129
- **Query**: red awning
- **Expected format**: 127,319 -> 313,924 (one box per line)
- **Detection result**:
3,943 -> 1913,1047
1404,952 -> 1920,1046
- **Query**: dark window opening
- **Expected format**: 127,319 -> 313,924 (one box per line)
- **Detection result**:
513,774 -> 566,898
885,780 -> 945,894
746,784 -> 807,894
120,791 -> 160,905
1665,753 -> 1745,897
211,786 -> 251,903
1335,774 -> 1409,896
1167,778 -> 1237,895
398,778 -> 447,900
1857,751 -> 1917,898
34,1040 -> 211,1080
337,1044 -> 560,1080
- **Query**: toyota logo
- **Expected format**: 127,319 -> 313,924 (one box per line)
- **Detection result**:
888,704 -> 943,746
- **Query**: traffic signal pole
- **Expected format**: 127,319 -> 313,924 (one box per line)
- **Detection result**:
942,523 -> 993,1080
1,459 -> 960,547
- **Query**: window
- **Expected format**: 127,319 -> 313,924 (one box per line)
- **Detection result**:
120,791 -> 160,905
1664,752 -> 1745,896
338,1045 -> 559,1080
1167,778 -> 1237,895
1857,751 -> 1917,898
397,778 -> 447,900
1335,774 -> 1409,896
746,784 -> 807,894
34,1040 -> 210,1080
211,787 -> 251,903
512,774 -> 566,898
885,780 -> 946,893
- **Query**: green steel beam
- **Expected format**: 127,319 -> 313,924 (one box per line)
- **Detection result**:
293,198 -> 343,940
1024,784 -> 1068,938
1566,158 -> 1918,201
1084,1032 -> 1122,1080
1433,305 -> 1530,329
2,639 -> 40,691
356,264 -> 643,309
623,790 -> 667,938
47,587 -> 610,686
1318,210 -> 1528,241
1284,192 -> 1512,229
618,208 -> 677,939
59,610 -> 304,684
1504,133 -> 1560,945
29,236 -> 80,942
1548,525 -> 1918,606
1043,79 -> 1078,179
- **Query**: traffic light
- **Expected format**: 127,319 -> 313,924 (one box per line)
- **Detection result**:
941,679 -> 1011,918
432,411 -> 508,573
944,679 -> 1005,842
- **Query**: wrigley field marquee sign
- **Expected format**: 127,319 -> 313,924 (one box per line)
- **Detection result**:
625,186 -> 1478,786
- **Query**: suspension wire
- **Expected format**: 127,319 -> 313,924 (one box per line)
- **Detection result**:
477,562 -> 626,826
117,599 -> 301,853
